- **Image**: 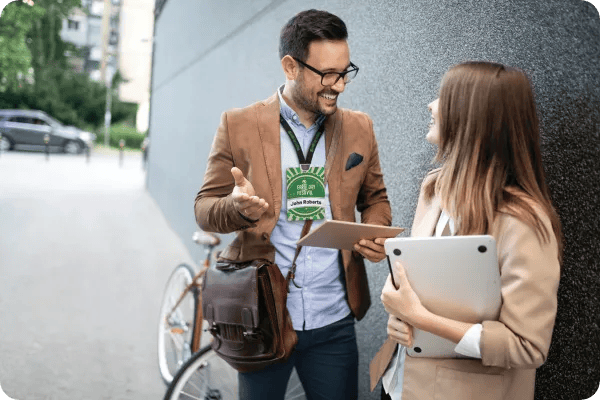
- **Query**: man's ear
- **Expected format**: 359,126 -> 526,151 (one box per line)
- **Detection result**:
281,55 -> 298,80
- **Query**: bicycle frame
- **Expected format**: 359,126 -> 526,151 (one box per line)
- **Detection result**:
164,239 -> 218,353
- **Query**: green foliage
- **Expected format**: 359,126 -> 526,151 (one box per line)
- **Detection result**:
95,123 -> 146,150
0,0 -> 140,133
0,1 -> 44,90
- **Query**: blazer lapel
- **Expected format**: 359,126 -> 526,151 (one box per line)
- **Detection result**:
324,109 -> 343,218
411,196 -> 442,237
257,93 -> 282,217
324,109 -> 343,183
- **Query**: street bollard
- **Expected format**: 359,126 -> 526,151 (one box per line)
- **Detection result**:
141,141 -> 147,170
44,133 -> 50,161
85,145 -> 91,163
119,139 -> 125,167
0,133 -> 3,158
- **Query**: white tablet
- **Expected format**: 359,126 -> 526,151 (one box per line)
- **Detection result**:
384,235 -> 501,358
296,220 -> 405,250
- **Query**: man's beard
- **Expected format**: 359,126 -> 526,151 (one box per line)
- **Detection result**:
291,76 -> 338,117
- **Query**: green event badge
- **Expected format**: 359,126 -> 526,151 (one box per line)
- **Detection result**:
286,166 -> 326,221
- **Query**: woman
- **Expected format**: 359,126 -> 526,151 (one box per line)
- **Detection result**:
370,61 -> 562,400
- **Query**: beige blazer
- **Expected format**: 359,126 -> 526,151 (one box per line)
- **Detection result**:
194,92 -> 392,321
370,175 -> 561,400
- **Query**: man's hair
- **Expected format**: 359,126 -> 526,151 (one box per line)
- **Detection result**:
279,9 -> 348,62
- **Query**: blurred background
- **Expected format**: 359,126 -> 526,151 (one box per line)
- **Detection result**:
0,0 -> 599,399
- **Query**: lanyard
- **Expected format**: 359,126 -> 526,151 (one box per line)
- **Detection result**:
280,114 -> 325,171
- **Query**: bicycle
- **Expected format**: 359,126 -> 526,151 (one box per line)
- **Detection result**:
158,229 -> 306,400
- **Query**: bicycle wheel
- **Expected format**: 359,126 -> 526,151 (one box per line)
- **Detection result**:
164,346 -> 307,400
164,345 -> 237,400
158,263 -> 202,384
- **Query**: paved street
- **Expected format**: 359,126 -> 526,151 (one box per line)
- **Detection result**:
0,150 -> 194,399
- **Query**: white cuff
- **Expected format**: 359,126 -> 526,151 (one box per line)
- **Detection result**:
454,323 -> 483,358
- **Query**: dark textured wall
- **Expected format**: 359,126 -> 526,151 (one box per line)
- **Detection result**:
148,0 -> 600,398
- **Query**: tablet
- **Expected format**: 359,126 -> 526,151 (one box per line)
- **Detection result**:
296,220 -> 405,250
384,235 -> 501,358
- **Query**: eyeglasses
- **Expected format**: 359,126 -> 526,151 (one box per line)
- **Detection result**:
293,57 -> 359,86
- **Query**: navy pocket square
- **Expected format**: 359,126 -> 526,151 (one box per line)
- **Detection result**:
345,152 -> 364,171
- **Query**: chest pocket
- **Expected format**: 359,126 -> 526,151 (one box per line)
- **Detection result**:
342,151 -> 367,195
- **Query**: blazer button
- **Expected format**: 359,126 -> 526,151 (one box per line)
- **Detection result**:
262,232 -> 269,241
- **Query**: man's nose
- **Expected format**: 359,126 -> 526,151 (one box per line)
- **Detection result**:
332,78 -> 346,93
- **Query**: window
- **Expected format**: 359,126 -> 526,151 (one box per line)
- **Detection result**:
9,116 -> 30,123
89,25 -> 101,42
109,31 -> 118,45
32,118 -> 49,126
68,20 -> 80,30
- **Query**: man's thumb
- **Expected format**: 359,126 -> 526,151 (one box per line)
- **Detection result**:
231,167 -> 246,186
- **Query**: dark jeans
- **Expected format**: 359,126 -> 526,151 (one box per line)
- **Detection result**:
238,314 -> 358,400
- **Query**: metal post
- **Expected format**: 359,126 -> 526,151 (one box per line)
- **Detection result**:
44,133 -> 50,161
0,133 -> 3,158
85,145 -> 91,163
119,138 -> 125,167
100,0 -> 112,147
141,138 -> 148,170
104,90 -> 112,147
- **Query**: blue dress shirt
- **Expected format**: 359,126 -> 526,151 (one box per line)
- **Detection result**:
271,86 -> 351,331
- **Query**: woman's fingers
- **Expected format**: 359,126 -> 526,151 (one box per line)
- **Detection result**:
387,315 -> 414,347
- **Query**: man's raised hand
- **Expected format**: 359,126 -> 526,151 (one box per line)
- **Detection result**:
231,167 -> 269,221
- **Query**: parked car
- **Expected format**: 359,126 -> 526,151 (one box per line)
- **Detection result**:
0,109 -> 95,154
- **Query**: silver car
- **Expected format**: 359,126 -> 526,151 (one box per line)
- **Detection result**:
0,109 -> 95,154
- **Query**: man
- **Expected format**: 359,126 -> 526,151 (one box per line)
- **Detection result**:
195,9 -> 391,400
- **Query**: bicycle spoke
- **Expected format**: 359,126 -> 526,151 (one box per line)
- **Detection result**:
178,390 -> 203,400
183,370 -> 204,393
285,392 -> 306,400
168,331 -> 185,351
286,381 -> 303,393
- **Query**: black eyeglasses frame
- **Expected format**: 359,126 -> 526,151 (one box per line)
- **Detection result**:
292,57 -> 359,86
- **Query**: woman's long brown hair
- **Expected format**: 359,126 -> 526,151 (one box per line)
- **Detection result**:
424,61 -> 563,259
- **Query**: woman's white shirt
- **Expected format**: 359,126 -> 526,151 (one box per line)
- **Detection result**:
381,210 -> 483,398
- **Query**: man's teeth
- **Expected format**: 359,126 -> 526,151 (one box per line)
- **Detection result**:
320,93 -> 337,100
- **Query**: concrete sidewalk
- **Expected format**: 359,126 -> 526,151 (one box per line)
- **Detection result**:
0,151 -> 194,399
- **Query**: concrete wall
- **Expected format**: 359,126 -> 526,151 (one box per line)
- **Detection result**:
147,1 -> 600,398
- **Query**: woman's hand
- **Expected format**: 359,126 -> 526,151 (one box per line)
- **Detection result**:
387,315 -> 414,347
381,261 -> 429,327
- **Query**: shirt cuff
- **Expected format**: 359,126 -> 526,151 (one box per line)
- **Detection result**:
238,209 -> 259,223
454,323 -> 483,358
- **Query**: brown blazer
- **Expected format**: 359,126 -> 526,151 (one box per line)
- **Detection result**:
370,175 -> 561,400
194,92 -> 392,321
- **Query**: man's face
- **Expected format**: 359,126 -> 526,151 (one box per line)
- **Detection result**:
291,40 -> 351,117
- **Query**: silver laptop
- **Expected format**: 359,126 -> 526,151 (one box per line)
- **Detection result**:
384,235 -> 501,358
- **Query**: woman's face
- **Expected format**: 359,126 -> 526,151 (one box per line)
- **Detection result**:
426,98 -> 440,145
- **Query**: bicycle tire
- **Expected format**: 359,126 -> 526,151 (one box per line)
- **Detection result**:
163,345 -> 237,400
164,346 -> 307,400
158,263 -> 199,384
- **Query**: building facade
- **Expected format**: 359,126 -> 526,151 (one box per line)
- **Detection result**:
60,0 -> 154,132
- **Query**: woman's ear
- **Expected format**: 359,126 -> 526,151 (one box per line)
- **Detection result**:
281,55 -> 298,81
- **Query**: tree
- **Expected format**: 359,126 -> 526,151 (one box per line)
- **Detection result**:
0,1 -> 44,91
0,0 -> 137,135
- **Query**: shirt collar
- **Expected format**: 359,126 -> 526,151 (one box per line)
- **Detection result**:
278,84 -> 326,129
